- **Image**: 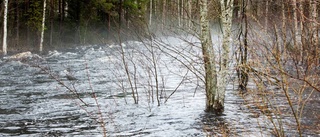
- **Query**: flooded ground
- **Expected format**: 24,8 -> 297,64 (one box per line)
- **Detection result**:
0,36 -> 319,136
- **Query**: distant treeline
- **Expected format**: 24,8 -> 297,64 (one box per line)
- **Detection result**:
0,0 -> 149,51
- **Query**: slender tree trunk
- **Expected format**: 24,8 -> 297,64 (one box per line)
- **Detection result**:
218,0 -> 234,112
59,0 -> 64,44
188,0 -> 192,28
255,0 -> 260,16
299,0 -> 305,46
178,0 -> 181,27
40,0 -> 47,52
162,0 -> 166,29
154,0 -> 157,16
3,0 -> 9,55
125,6 -> 130,28
310,0 -> 318,46
149,0 -> 152,26
62,0 -> 65,21
16,0 -> 20,48
50,0 -> 54,46
182,0 -> 185,25
293,0 -> 298,48
199,0 -> 218,112
108,14 -> 111,31
59,0 -> 61,19
238,0 -> 248,91
150,37 -> 160,106
310,0 -> 318,64
282,0 -> 287,60
298,0 -> 305,62
26,0 -> 30,47
265,0 -> 269,28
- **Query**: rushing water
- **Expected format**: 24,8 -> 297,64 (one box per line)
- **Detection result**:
0,36 -> 318,137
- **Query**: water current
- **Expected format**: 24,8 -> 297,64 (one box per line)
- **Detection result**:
0,36 -> 318,136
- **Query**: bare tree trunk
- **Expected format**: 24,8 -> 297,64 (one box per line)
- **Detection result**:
299,0 -> 305,46
2,0 -> 8,55
50,0 -> 54,46
265,0 -> 269,28
178,0 -> 181,27
199,0 -> 218,112
310,0 -> 318,46
62,0 -> 65,21
149,0 -> 152,27
26,0 -> 30,47
40,0 -> 47,52
218,0 -> 234,112
188,0 -> 192,28
150,37 -> 160,106
293,0 -> 298,48
119,0 -> 122,27
310,0 -> 318,64
282,0 -> 287,60
298,0 -> 304,62
16,0 -> 20,48
162,0 -> 166,29
238,0 -> 249,91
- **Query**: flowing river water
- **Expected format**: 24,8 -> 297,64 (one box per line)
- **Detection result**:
0,36 -> 318,136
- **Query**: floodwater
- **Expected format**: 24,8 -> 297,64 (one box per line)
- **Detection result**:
0,36 -> 318,136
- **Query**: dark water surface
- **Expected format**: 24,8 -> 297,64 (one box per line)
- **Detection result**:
0,37 -> 318,136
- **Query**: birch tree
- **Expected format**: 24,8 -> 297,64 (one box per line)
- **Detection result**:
292,0 -> 298,48
199,0 -> 218,112
2,0 -> 9,55
40,0 -> 47,52
218,0 -> 234,111
199,0 -> 234,113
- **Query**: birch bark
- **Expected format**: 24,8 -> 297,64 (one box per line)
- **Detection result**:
3,0 -> 8,55
199,0 -> 218,112
217,0 -> 234,111
40,0 -> 47,52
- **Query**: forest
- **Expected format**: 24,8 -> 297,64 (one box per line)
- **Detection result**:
0,0 -> 319,136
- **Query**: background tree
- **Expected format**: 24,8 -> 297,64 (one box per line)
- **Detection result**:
39,0 -> 47,52
2,0 -> 8,55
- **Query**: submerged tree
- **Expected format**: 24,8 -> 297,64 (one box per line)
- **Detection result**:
199,0 -> 218,112
199,0 -> 234,113
218,0 -> 234,110
237,0 -> 249,91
